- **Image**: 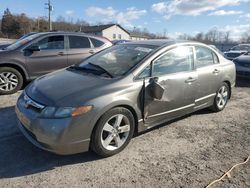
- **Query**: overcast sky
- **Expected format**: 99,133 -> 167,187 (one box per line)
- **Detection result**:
0,0 -> 250,40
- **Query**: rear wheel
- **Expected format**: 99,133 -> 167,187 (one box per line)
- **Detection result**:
0,67 -> 23,95
91,107 -> 135,157
210,83 -> 229,112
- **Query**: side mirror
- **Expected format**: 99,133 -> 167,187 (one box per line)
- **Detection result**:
148,77 -> 164,100
26,45 -> 40,52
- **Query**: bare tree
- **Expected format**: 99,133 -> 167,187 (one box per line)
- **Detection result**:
224,31 -> 230,43
194,32 -> 204,42
241,31 -> 250,43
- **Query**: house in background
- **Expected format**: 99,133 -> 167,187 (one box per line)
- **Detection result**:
82,24 -> 149,41
130,32 -> 149,41
82,24 -> 130,41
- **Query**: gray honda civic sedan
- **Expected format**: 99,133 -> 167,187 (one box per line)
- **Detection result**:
16,40 -> 236,157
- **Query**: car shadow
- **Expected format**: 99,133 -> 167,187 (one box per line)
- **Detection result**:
0,106 -> 102,179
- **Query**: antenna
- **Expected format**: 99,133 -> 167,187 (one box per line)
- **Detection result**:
45,0 -> 53,31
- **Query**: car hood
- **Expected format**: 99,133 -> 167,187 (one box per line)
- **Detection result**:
234,55 -> 250,63
224,50 -> 247,54
26,69 -> 115,107
0,49 -> 9,54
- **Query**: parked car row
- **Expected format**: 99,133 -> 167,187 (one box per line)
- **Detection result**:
15,40 -> 236,157
233,51 -> 250,78
222,44 -> 250,78
0,32 -> 112,94
224,44 -> 250,60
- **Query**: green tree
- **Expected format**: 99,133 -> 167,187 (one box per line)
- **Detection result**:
16,13 -> 32,35
1,8 -> 20,38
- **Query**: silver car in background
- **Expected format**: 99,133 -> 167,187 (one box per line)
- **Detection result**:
16,40 -> 236,157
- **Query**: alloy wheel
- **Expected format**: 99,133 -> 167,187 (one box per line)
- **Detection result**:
216,85 -> 228,109
0,72 -> 19,92
101,114 -> 131,151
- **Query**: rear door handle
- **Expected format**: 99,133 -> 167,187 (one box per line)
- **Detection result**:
58,52 -> 65,56
213,69 -> 220,74
185,77 -> 196,83
89,50 -> 95,54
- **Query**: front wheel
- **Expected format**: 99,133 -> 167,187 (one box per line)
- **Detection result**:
210,83 -> 229,112
90,107 -> 135,157
0,67 -> 23,95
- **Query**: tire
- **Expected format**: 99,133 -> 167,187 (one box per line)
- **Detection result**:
0,67 -> 23,95
210,82 -> 230,112
90,107 -> 135,157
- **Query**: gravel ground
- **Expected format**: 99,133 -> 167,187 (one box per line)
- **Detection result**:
0,78 -> 249,188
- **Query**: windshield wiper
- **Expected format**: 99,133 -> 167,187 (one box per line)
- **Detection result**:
68,65 -> 93,71
88,63 -> 113,78
68,65 -> 113,78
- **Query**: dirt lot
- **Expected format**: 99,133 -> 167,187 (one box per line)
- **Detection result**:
0,78 -> 249,188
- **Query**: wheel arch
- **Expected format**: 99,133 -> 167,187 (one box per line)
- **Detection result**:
0,63 -> 28,82
113,104 -> 139,133
223,80 -> 232,99
90,102 -> 140,140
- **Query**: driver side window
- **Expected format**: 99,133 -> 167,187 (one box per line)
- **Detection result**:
32,35 -> 64,50
153,46 -> 194,77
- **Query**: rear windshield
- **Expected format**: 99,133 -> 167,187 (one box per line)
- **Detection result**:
79,44 -> 157,77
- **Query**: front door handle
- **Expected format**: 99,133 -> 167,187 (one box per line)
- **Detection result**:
185,77 -> 196,83
213,69 -> 220,74
89,50 -> 95,54
57,52 -> 65,56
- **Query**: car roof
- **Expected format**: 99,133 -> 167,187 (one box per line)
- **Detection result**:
35,31 -> 109,40
123,39 -> 204,47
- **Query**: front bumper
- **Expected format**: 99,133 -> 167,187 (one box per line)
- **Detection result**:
17,121 -> 90,155
15,95 -> 94,155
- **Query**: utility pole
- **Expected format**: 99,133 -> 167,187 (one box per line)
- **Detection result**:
37,17 -> 40,31
45,0 -> 53,31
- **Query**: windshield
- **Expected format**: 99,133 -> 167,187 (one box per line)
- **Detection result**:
79,44 -> 157,77
244,51 -> 250,55
231,45 -> 250,51
6,33 -> 42,50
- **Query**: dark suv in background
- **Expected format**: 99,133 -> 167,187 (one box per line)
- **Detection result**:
0,32 -> 112,94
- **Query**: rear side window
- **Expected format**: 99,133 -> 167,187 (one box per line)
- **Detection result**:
153,46 -> 194,76
37,35 -> 64,50
69,36 -> 90,49
195,46 -> 219,68
90,38 -> 104,48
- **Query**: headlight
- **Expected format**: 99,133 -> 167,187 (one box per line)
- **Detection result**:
41,106 -> 93,118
